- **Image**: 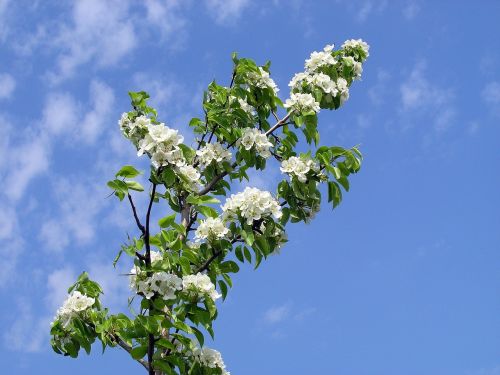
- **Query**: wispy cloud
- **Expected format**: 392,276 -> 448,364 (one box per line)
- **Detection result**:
0,0 -> 10,42
263,303 -> 290,324
481,81 -> 500,116
47,0 -> 137,83
39,176 -> 111,252
3,298 -> 50,353
399,60 -> 456,133
402,0 -> 420,20
0,73 -> 15,99
205,0 -> 251,24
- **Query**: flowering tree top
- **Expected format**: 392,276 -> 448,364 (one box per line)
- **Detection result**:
50,39 -> 370,375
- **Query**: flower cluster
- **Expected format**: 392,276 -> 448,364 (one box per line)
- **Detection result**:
178,164 -> 201,191
53,291 -> 95,328
286,40 -> 369,112
119,113 -> 149,145
196,142 -> 232,167
192,346 -> 230,375
238,128 -> 273,158
247,67 -> 279,95
341,39 -> 370,61
222,187 -> 282,225
182,273 -> 221,302
119,114 -> 202,190
284,92 -> 320,114
230,95 -> 255,116
136,272 -> 182,300
304,44 -> 337,72
195,217 -> 229,242
129,250 -> 163,289
280,156 -> 320,183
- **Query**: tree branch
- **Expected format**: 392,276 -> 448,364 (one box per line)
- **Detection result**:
113,334 -> 149,370
128,193 -> 146,235
265,111 -> 292,136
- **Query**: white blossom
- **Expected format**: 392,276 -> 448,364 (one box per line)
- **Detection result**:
229,95 -> 255,116
182,273 -> 221,301
222,186 -> 282,225
129,251 -> 163,289
336,77 -> 350,104
280,156 -> 320,183
284,92 -> 320,114
341,39 -> 370,60
195,217 -> 229,242
178,164 -> 201,191
119,114 -> 150,143
238,128 -> 273,158
192,346 -> 230,375
196,142 -> 232,166
149,272 -> 182,300
137,123 -> 184,157
135,272 -> 182,300
53,291 -> 95,328
288,72 -> 310,89
311,73 -> 338,95
305,44 -> 337,72
247,67 -> 279,95
342,56 -> 363,80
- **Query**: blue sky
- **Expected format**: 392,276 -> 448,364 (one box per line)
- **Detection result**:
0,0 -> 499,374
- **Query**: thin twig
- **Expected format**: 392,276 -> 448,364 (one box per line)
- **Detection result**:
128,194 -> 146,235
265,112 -> 292,136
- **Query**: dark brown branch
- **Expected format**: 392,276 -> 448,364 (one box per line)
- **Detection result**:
127,193 -> 146,235
113,334 -> 148,370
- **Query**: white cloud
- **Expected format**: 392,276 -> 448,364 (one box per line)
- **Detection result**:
144,0 -> 188,43
132,73 -> 182,114
41,92 -> 79,136
400,61 -> 456,133
86,258 -> 130,310
80,80 -> 115,143
49,0 -> 137,83
263,303 -> 290,324
481,81 -> 500,117
402,0 -> 420,20
39,177 -> 110,252
332,0 -> 387,23
0,0 -> 10,41
46,266 -> 76,310
368,69 -> 391,106
205,0 -> 250,24
3,299 -> 50,353
3,135 -> 51,201
0,73 -> 15,99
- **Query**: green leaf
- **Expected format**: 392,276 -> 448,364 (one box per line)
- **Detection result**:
158,213 -> 176,228
186,195 -> 220,205
196,205 -> 219,218
125,180 -> 144,192
220,260 -> 239,273
130,345 -> 147,360
107,179 -> 128,193
235,246 -> 244,262
115,165 -> 141,178
243,247 -> 252,263
218,280 -> 228,300
161,168 -> 176,186
191,326 -> 205,347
